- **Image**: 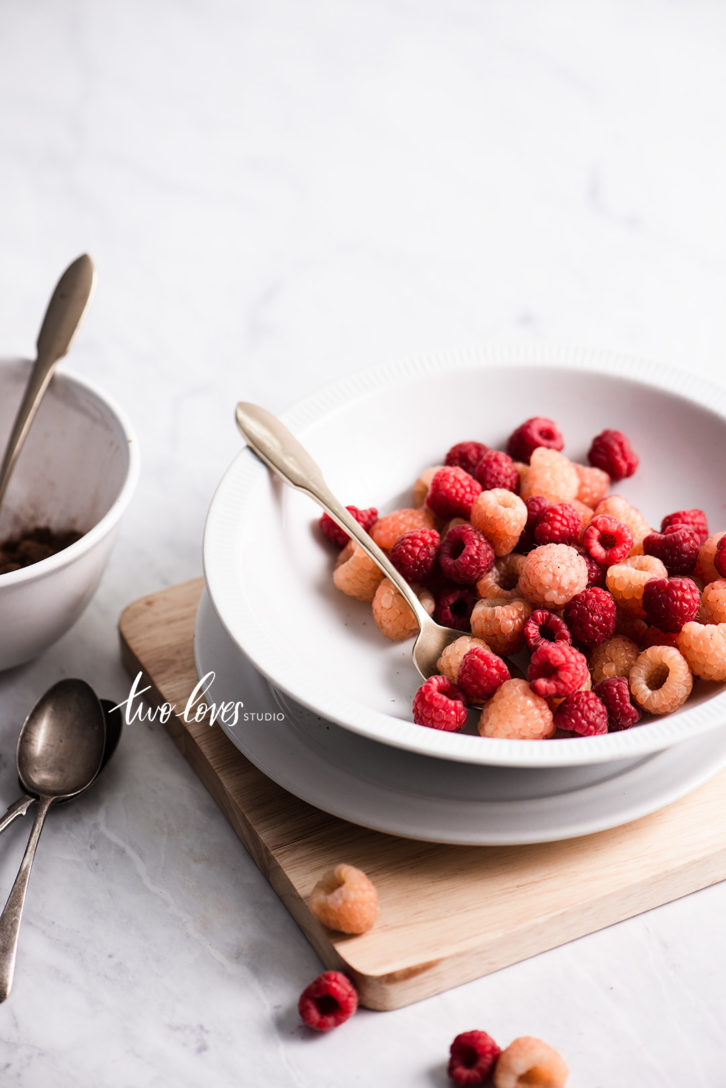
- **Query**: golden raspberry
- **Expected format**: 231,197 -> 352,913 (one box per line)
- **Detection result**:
589,636 -> 641,684
594,495 -> 651,551
520,447 -> 579,504
513,461 -> 529,490
476,553 -> 525,600
606,555 -> 668,617
677,621 -> 726,681
570,498 -> 595,531
309,863 -> 379,934
437,634 -> 490,682
333,541 -> 384,601
493,1035 -> 568,1088
629,645 -> 693,713
700,580 -> 726,624
695,531 -> 726,584
411,465 -> 442,508
371,579 -> 434,640
518,544 -> 588,609
470,597 -> 531,655
574,462 -> 610,507
470,489 -> 528,556
370,507 -> 436,551
478,678 -> 554,740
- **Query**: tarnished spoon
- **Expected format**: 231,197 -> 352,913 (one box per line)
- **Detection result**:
0,254 -> 96,510
0,679 -> 106,1001
235,401 -> 466,681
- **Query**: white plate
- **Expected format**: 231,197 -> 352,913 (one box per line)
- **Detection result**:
204,343 -> 726,768
195,590 -> 726,845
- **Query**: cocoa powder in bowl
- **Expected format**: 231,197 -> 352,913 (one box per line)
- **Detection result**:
0,527 -> 81,575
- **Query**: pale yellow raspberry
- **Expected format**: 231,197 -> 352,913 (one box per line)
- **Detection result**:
695,532 -> 726,584
606,554 -> 667,617
629,645 -> 693,713
309,864 -> 379,934
574,462 -> 610,507
436,635 -> 490,682
594,495 -> 651,552
478,679 -> 555,740
589,635 -> 640,685
520,447 -> 579,504
493,1035 -> 568,1088
518,544 -> 588,609
470,489 -> 527,556
699,580 -> 726,624
370,507 -> 436,551
678,621 -> 726,681
470,597 -> 531,656
333,541 -> 384,601
411,465 -> 442,508
371,579 -> 434,640
476,553 -> 525,600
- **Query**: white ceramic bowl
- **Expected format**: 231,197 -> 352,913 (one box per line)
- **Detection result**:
204,343 -> 726,767
0,357 -> 139,669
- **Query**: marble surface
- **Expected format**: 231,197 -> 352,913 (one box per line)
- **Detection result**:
0,0 -> 725,1083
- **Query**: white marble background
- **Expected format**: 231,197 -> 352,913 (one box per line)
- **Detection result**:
0,0 -> 725,1083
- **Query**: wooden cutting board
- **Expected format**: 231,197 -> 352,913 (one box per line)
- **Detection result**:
119,578 -> 726,1010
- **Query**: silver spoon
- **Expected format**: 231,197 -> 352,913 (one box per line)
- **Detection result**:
235,401 -> 466,680
0,254 -> 96,510
0,679 -> 106,1002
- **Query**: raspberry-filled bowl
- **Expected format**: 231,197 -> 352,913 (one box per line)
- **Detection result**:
204,343 -> 726,768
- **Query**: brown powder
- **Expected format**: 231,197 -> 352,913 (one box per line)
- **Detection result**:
0,527 -> 82,575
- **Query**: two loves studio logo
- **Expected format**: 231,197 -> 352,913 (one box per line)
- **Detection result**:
112,671 -> 285,727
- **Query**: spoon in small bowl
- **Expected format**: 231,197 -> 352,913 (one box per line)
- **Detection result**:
0,679 -> 106,1001
235,401 -> 467,681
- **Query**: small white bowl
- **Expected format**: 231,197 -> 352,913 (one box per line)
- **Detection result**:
0,357 -> 139,669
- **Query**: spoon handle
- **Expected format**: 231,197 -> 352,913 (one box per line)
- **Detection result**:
0,795 -> 52,1001
0,254 -> 95,508
0,795 -> 35,836
235,401 -> 432,629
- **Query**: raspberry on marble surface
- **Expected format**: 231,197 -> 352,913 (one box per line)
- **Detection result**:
298,972 -> 358,1031
493,1036 -> 568,1088
448,1030 -> 501,1086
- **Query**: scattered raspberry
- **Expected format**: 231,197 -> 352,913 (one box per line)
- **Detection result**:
448,1030 -> 501,1086
319,505 -> 378,548
371,507 -> 436,551
476,553 -> 525,600
506,417 -> 564,463
574,462 -> 610,507
412,465 -> 442,508
372,579 -> 434,640
438,523 -> 495,585
700,580 -> 726,624
445,441 -> 489,476
589,635 -> 641,685
581,551 -> 606,588
696,531 -> 726,584
412,675 -> 468,731
457,646 -> 510,702
518,543 -> 589,609
390,528 -> 440,582
528,640 -> 589,699
534,502 -> 582,547
333,541 -> 384,601
435,585 -> 478,631
426,466 -> 482,520
594,675 -> 641,731
298,971 -> 358,1031
470,597 -> 532,656
587,428 -> 638,481
478,678 -> 555,739
642,577 -> 700,633
470,489 -> 528,556
606,554 -> 668,617
630,645 -> 693,713
523,610 -> 572,653
677,621 -> 726,681
643,526 -> 700,576
309,864 -> 379,934
437,635 -> 490,682
520,447 -> 579,504
582,514 -> 633,566
594,495 -> 652,551
475,449 -> 519,493
661,508 -> 709,546
716,537 -> 726,579
518,496 -> 550,552
554,690 -> 608,736
493,1036 -> 568,1088
564,586 -> 617,648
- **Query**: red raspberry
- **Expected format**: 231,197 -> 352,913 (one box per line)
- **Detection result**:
507,416 -> 564,463
581,551 -> 606,588
412,675 -> 468,731
448,1030 -> 501,1085
518,495 -> 550,552
474,449 -> 519,492
661,508 -> 709,546
582,514 -> 633,566
528,641 -> 589,698
564,586 -> 617,648
298,971 -> 358,1031
319,506 -> 378,548
426,466 -> 482,520
534,502 -> 582,546
390,528 -> 440,582
434,585 -> 478,631
457,646 -> 510,702
642,577 -> 701,633
523,609 -> 572,652
594,676 -> 641,731
445,440 -> 489,476
555,690 -> 609,736
643,526 -> 700,576
438,524 -> 495,585
587,429 -> 638,481
715,536 -> 726,579
641,626 -> 680,649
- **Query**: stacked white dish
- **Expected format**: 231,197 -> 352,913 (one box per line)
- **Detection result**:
199,345 -> 726,844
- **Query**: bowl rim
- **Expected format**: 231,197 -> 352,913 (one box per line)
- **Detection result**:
0,356 -> 141,587
203,341 -> 726,767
